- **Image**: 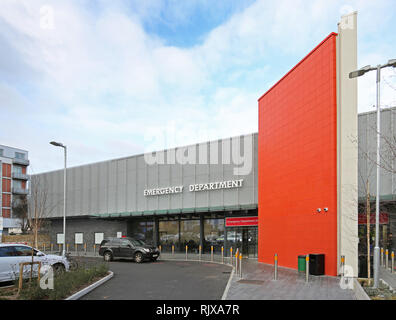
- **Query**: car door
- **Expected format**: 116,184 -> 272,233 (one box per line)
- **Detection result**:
13,246 -> 39,279
119,239 -> 134,257
0,246 -> 18,282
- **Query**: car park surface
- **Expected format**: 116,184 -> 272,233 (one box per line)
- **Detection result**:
81,258 -> 232,300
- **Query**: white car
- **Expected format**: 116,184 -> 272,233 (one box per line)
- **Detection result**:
0,243 -> 70,283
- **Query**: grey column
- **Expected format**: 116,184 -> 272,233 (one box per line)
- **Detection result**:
200,214 -> 204,252
153,216 -> 159,247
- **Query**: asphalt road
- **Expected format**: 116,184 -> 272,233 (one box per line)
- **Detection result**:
81,258 -> 232,300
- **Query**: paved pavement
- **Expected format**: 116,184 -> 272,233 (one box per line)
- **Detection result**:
224,259 -> 356,300
81,258 -> 232,300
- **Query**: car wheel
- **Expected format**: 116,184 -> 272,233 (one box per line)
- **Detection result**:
104,251 -> 113,262
134,252 -> 144,263
53,263 -> 65,276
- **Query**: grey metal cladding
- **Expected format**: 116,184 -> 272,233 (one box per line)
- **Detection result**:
34,133 -> 259,218
358,107 -> 396,198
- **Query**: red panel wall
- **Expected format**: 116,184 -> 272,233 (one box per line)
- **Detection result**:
258,33 -> 338,276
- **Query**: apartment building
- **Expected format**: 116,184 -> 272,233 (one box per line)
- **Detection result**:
0,145 -> 29,236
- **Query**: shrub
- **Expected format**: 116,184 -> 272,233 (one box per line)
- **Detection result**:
19,263 -> 109,300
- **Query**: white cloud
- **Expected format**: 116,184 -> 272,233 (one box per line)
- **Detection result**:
0,0 -> 395,173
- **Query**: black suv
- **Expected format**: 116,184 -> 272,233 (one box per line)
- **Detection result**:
99,237 -> 160,263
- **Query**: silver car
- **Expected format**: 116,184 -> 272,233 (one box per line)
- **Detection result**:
0,243 -> 70,283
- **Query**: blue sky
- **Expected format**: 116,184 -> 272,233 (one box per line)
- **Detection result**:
0,0 -> 395,173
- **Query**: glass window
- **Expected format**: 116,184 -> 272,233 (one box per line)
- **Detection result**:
13,180 -> 22,189
159,221 -> 179,252
0,149 -> 3,156
14,246 -> 35,256
204,218 -> 224,253
15,152 -> 25,159
0,246 -> 16,257
128,220 -> 153,243
75,233 -> 83,244
180,220 -> 200,253
12,166 -> 23,174
95,233 -> 104,245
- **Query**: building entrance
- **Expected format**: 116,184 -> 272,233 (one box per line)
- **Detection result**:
226,226 -> 258,258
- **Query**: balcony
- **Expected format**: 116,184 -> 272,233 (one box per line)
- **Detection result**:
12,172 -> 29,180
12,158 -> 29,166
12,187 -> 28,195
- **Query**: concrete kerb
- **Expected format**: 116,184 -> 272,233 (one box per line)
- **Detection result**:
65,271 -> 114,300
353,279 -> 370,300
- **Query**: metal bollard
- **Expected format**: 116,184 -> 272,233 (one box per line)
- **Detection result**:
381,248 -> 384,266
199,245 -> 202,261
58,244 -> 61,252
239,253 -> 243,278
159,245 -> 162,255
75,244 -> 78,253
385,249 -> 389,269
172,245 -> 175,255
221,246 -> 224,264
341,255 -> 345,277
93,244 -> 96,255
305,255 -> 310,282
43,243 -> 46,252
211,246 -> 214,262
66,243 -> 69,253
230,247 -> 233,266
51,243 -> 53,252
235,250 -> 239,274
392,251 -> 395,274
274,253 -> 278,280
84,243 -> 87,253
185,245 -> 188,260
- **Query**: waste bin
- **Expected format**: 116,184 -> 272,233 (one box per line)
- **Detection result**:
298,255 -> 306,272
309,254 -> 325,275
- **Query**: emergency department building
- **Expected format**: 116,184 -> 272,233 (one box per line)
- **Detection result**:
33,12 -> 396,276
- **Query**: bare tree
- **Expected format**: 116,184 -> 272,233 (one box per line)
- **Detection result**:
11,195 -> 30,233
28,175 -> 57,248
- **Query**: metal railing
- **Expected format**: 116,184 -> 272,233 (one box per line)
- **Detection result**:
12,158 -> 30,166
12,187 -> 28,195
12,172 -> 29,180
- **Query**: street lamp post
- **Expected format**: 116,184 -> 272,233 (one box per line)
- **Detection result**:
50,141 -> 67,257
349,59 -> 396,288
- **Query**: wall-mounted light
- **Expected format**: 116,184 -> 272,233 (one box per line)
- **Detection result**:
324,207 -> 329,212
316,208 -> 321,213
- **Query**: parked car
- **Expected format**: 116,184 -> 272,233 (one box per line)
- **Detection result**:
0,243 -> 70,283
99,237 -> 160,263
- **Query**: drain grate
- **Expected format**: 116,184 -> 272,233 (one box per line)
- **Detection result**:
237,279 -> 264,285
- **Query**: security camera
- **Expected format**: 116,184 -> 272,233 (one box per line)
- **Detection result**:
316,208 -> 321,213
324,207 -> 329,212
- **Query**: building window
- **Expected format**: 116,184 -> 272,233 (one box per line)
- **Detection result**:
12,166 -> 22,174
159,221 -> 179,252
13,180 -> 22,189
180,220 -> 200,253
0,149 -> 3,157
15,152 -> 25,160
204,218 -> 224,253
94,232 -> 104,245
75,233 -> 83,244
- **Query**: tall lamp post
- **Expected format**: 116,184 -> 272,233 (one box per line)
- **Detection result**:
349,59 -> 396,288
50,141 -> 67,257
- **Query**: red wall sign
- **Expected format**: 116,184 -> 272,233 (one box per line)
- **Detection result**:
225,217 -> 258,227
358,212 -> 389,225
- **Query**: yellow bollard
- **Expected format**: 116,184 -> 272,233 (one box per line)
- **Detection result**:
392,252 -> 395,274
84,243 -> 87,253
381,248 -> 384,266
230,247 -> 233,265
239,253 -> 243,277
159,245 -> 162,254
172,245 -> 174,255
94,244 -> 96,255
385,249 -> 389,269
211,246 -> 214,262
50,243 -> 53,252
58,244 -> 61,252
66,243 -> 69,252
199,245 -> 202,261
185,245 -> 188,260
221,246 -> 224,264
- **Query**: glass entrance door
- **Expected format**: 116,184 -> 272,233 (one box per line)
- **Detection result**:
226,226 -> 257,258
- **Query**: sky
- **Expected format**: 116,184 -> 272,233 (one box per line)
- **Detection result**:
0,0 -> 395,174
